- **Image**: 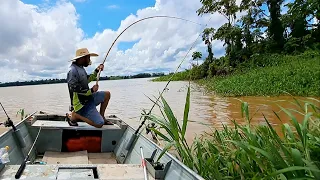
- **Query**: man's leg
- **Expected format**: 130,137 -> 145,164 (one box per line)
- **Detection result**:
68,100 -> 104,128
99,91 -> 110,118
93,91 -> 113,125
68,111 -> 103,128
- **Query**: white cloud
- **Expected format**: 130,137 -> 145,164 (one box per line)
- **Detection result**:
0,0 -> 227,83
106,5 -> 119,9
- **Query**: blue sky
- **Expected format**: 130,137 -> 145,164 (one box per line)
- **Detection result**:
21,0 -> 155,51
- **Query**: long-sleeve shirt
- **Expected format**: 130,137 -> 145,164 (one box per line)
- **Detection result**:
67,63 -> 99,112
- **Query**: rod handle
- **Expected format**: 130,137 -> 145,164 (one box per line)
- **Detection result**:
15,156 -> 28,179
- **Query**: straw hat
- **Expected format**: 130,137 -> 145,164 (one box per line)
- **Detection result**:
71,48 -> 98,61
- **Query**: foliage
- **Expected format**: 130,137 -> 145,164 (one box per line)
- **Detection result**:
192,51 -> 202,66
144,85 -> 320,179
154,51 -> 320,96
158,0 -> 320,85
16,109 -> 25,121
198,53 -> 320,96
152,71 -> 191,82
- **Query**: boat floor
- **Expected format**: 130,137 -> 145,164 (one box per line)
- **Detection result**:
39,151 -> 118,165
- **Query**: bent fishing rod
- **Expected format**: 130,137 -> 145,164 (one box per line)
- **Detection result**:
94,15 -> 211,150
95,15 -> 202,85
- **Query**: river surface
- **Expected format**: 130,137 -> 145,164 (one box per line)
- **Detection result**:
0,78 -> 319,142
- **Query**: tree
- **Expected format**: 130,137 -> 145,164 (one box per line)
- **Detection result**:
198,0 -> 239,57
192,51 -> 202,65
202,28 -> 215,63
267,0 -> 285,52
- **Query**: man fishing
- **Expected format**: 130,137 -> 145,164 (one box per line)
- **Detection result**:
66,48 -> 113,128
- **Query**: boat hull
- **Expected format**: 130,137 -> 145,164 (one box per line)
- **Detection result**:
0,114 -> 204,180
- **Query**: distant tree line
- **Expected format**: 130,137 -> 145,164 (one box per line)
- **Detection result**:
0,72 -> 165,87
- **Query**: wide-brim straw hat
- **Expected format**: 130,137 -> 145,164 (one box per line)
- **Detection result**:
71,48 -> 98,61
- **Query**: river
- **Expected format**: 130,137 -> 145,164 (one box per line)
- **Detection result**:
0,78 -> 319,142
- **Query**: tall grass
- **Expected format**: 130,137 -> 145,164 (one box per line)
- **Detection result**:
144,86 -> 320,179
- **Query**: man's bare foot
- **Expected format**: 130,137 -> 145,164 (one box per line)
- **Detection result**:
66,112 -> 78,126
103,117 -> 114,125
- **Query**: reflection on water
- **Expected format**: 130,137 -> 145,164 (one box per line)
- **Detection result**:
0,78 -> 318,142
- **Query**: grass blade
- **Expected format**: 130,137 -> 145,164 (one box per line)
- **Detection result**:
182,85 -> 190,139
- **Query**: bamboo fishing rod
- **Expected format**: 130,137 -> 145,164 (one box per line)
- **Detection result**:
93,14 -> 212,151
95,15 -> 202,85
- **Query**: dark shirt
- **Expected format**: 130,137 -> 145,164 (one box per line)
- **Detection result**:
67,63 -> 98,112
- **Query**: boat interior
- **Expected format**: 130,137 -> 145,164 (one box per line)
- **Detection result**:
0,114 -> 204,180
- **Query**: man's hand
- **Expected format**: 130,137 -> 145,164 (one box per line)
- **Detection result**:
97,64 -> 104,71
92,84 -> 99,92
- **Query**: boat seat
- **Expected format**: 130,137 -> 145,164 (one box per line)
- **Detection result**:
41,151 -> 117,165
31,120 -> 121,130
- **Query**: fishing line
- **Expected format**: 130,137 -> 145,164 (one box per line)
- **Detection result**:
95,15 -> 203,85
124,16 -> 214,150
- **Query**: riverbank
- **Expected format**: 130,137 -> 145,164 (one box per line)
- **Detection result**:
153,51 -> 320,97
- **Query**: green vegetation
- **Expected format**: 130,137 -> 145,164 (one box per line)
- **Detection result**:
199,52 -> 320,96
153,0 -> 320,97
144,86 -> 320,179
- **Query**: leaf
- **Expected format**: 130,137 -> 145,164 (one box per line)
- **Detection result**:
241,101 -> 250,123
279,106 -> 304,146
160,94 -> 180,141
291,148 -> 304,177
182,85 -> 190,139
149,127 -> 171,142
268,166 -> 320,178
156,142 -> 175,162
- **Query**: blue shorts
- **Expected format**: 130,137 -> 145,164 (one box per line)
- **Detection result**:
77,91 -> 105,125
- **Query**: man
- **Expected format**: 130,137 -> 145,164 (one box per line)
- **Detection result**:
66,48 -> 113,128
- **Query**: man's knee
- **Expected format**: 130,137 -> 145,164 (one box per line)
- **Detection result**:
94,124 -> 103,128
94,119 -> 104,128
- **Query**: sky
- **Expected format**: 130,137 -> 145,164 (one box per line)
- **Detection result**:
0,0 -> 230,83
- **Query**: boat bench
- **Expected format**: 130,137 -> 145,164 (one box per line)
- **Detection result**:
27,117 -> 128,155
31,120 -> 122,130
0,164 -> 155,180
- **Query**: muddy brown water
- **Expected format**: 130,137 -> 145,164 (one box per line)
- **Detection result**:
0,78 -> 318,144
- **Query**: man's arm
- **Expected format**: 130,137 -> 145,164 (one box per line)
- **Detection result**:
87,68 -> 99,83
87,64 -> 104,83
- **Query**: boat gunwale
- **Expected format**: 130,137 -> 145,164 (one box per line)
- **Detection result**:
0,111 -> 37,137
0,113 -> 205,180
